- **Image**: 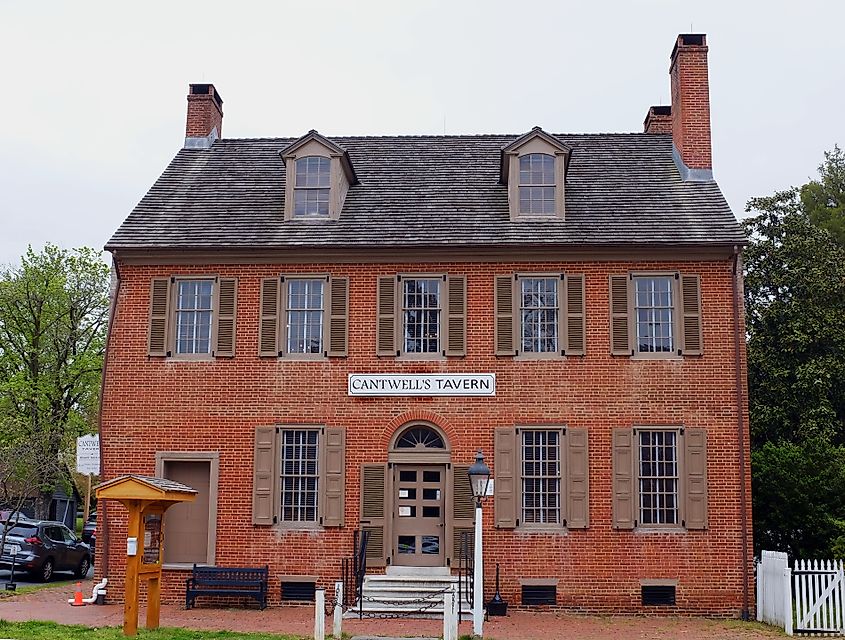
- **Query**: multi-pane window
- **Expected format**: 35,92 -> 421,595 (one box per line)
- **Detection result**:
175,279 -> 213,355
280,429 -> 319,523
638,430 -> 679,526
403,278 -> 441,354
634,276 -> 675,353
286,279 -> 324,354
518,153 -> 555,214
293,156 -> 330,217
521,430 -> 561,525
520,277 -> 559,353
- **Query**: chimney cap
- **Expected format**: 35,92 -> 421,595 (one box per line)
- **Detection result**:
671,33 -> 707,61
189,83 -> 224,109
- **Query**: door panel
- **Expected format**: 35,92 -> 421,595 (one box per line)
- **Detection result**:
393,465 -> 445,566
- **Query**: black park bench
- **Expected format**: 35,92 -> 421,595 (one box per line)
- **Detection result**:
185,564 -> 269,610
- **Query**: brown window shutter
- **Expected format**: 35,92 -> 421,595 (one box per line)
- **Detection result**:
494,428 -> 517,528
609,275 -> 631,355
494,275 -> 516,356
565,274 -> 586,356
320,427 -> 345,527
148,278 -> 171,356
566,427 -> 589,528
214,277 -> 237,357
252,426 -> 278,525
445,275 -> 467,356
327,277 -> 349,357
684,428 -> 708,529
259,278 -> 280,357
376,276 -> 397,356
449,464 -> 475,564
360,463 -> 387,567
680,274 -> 703,356
612,429 -> 635,529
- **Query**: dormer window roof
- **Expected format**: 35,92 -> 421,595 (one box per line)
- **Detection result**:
280,130 -> 358,221
500,127 -> 571,221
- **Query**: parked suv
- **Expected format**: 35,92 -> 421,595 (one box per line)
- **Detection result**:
0,520 -> 91,581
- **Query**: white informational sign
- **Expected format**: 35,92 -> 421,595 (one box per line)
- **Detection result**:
76,434 -> 100,475
348,374 -> 496,397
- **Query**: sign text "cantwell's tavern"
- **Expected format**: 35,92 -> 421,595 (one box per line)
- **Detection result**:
348,374 -> 496,397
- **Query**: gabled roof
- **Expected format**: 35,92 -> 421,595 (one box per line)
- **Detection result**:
500,126 -> 571,184
106,133 -> 746,252
279,129 -> 359,185
96,474 -> 197,502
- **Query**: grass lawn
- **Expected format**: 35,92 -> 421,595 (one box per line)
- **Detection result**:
0,579 -> 78,600
0,621 -> 310,639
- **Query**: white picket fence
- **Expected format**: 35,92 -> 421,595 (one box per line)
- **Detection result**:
757,550 -> 793,634
758,551 -> 845,636
792,559 -> 845,635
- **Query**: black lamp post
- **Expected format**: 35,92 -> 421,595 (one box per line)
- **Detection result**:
467,450 -> 490,635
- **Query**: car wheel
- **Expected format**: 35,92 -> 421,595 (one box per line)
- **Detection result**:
75,556 -> 90,579
36,558 -> 54,582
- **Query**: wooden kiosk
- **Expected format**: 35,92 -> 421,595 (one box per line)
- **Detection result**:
96,474 -> 197,636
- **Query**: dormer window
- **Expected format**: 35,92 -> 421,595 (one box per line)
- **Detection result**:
281,130 -> 359,221
501,127 -> 570,221
294,156 -> 331,217
519,153 -> 556,214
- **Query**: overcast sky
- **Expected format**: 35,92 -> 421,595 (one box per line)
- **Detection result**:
1,0 -> 843,265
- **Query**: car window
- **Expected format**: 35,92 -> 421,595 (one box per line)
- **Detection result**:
60,526 -> 77,543
0,524 -> 38,538
44,526 -> 64,542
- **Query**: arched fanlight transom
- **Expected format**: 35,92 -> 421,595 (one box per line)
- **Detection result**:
395,426 -> 445,449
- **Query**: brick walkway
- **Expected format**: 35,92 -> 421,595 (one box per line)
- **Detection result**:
0,580 -> 782,639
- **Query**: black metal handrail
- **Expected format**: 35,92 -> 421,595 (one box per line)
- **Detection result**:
341,529 -> 370,617
457,529 -> 474,618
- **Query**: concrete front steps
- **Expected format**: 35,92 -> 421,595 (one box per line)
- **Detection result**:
345,566 -> 472,619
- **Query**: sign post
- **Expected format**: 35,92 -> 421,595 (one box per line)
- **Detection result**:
76,435 -> 100,523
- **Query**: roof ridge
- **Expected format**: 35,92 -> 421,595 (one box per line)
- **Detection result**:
218,132 -> 660,142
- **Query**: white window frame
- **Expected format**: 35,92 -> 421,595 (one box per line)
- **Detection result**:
171,276 -> 215,360
279,428 -> 321,526
284,277 -> 326,356
519,427 -> 564,528
518,153 -> 556,215
634,427 -> 683,529
292,156 -> 331,218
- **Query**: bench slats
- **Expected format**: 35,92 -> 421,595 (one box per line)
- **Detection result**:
186,565 -> 269,611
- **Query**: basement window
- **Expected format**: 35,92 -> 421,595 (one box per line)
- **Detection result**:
281,579 -> 317,602
641,584 -> 677,606
521,583 -> 556,606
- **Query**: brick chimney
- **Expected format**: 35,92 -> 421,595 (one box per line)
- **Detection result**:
643,105 -> 672,134
669,34 -> 712,180
185,83 -> 223,149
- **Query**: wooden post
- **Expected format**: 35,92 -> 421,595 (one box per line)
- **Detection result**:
333,581 -> 343,639
314,589 -> 326,640
124,501 -> 141,637
443,589 -> 454,640
83,474 -> 92,524
146,575 -> 161,630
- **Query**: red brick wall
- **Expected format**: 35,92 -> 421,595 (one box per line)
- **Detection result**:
98,256 -> 752,616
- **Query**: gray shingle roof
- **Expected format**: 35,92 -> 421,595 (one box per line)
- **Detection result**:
106,133 -> 745,251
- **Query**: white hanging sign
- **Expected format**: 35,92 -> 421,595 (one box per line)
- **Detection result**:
76,434 -> 100,475
348,374 -> 496,397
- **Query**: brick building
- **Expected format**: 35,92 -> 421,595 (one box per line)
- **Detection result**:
99,33 -> 752,616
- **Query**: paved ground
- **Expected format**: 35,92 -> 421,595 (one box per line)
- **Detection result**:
0,578 -> 784,639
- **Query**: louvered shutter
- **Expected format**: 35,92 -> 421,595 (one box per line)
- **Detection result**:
327,277 -> 349,357
680,274 -> 703,356
445,275 -> 467,356
565,274 -> 586,356
259,278 -> 280,357
684,428 -> 708,529
566,428 -> 589,528
376,276 -> 397,356
360,463 -> 387,566
252,426 -> 278,525
450,464 -> 475,564
214,277 -> 237,357
495,276 -> 516,356
320,427 -> 345,526
612,429 -> 635,529
494,428 -> 517,528
148,278 -> 171,356
609,275 -> 631,355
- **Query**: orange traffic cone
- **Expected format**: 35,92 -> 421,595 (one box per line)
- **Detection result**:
71,582 -> 84,606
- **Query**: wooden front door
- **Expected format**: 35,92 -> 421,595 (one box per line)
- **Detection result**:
393,465 -> 446,566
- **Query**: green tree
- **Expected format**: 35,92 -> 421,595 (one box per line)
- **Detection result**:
745,150 -> 845,558
801,145 -> 845,247
0,245 -> 109,518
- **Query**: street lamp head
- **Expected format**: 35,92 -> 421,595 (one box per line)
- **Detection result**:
468,450 -> 491,501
